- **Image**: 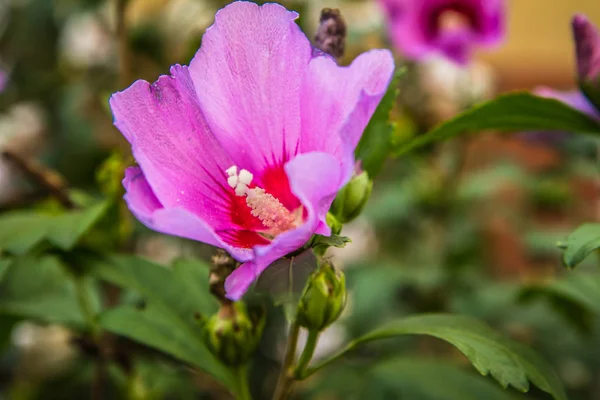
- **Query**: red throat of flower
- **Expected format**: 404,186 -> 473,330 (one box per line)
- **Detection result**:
226,165 -> 303,242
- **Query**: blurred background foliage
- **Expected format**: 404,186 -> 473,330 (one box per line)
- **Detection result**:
0,0 -> 600,399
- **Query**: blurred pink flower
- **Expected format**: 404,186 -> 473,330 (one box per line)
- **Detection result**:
378,0 -> 505,65
110,1 -> 394,300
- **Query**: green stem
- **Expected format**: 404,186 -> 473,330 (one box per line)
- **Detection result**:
272,321 -> 300,400
75,276 -> 100,338
233,365 -> 252,400
294,330 -> 319,379
301,342 -> 356,379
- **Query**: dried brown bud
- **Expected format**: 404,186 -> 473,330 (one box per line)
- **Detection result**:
209,249 -> 238,304
314,8 -> 347,61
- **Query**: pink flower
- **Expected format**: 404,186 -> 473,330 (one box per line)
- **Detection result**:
378,0 -> 505,65
110,1 -> 394,300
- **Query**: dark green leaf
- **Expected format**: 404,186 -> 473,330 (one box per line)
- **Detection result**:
520,271 -> 600,332
558,223 -> 600,268
312,234 -> 351,249
313,314 -> 566,400
92,255 -> 230,386
0,200 -> 109,255
373,358 -> 524,400
394,92 -> 600,156
90,255 -> 218,320
0,258 -> 12,282
100,304 -> 232,387
355,69 -> 403,177
0,254 -> 93,326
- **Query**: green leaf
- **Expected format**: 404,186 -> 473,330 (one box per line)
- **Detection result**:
394,92 -> 600,156
310,314 -> 566,400
0,200 -> 109,255
100,304 -> 232,387
0,258 -> 12,282
312,234 -> 351,249
0,254 -> 92,326
520,271 -> 600,332
372,358 -> 524,400
355,69 -> 403,177
92,255 -> 231,386
90,255 -> 218,320
558,223 -> 600,268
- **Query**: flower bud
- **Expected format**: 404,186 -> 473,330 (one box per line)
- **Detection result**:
296,262 -> 346,331
330,171 -> 373,223
204,302 -> 265,366
573,14 -> 600,111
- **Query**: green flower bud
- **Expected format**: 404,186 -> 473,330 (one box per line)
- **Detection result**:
204,302 -> 265,366
296,262 -> 346,331
331,171 -> 373,223
325,212 -> 342,235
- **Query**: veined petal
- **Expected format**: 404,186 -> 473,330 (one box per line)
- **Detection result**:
299,49 -> 394,176
110,65 -> 242,230
225,152 -> 344,300
189,1 -> 312,173
123,167 -> 254,262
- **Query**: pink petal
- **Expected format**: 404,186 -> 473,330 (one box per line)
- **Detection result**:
299,49 -> 395,178
110,65 -> 241,230
225,152 -> 344,300
188,2 -> 312,173
123,167 -> 254,262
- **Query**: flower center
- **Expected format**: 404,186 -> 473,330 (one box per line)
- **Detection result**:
438,9 -> 470,32
226,165 -> 301,236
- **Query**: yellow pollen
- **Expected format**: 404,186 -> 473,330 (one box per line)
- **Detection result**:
246,188 -> 297,232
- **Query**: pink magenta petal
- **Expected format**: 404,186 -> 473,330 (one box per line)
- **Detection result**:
225,152 -> 344,300
188,1 -> 311,172
110,65 -> 238,230
299,49 -> 395,166
123,167 -> 254,262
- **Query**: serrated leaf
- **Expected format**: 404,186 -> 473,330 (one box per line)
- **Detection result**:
316,314 -> 566,400
558,223 -> 600,268
394,92 -> 600,156
355,69 -> 403,177
0,200 -> 109,255
372,358 -> 524,400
